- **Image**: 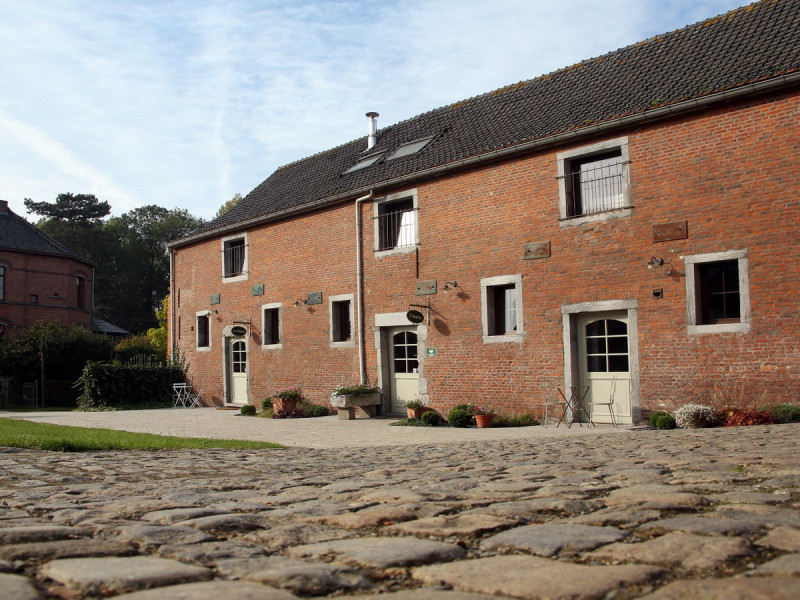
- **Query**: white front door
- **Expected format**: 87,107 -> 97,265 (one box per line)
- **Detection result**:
228,337 -> 248,405
389,327 -> 419,413
578,312 -> 631,423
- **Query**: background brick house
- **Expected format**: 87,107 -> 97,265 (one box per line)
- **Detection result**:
0,200 -> 94,338
169,1 -> 800,423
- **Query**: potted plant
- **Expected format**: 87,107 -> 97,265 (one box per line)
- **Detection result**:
272,387 -> 304,413
330,383 -> 382,420
473,404 -> 494,428
404,398 -> 427,419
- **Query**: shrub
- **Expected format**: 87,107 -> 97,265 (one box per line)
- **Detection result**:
76,361 -> 184,410
650,411 -> 669,427
492,413 -> 541,427
240,403 -> 256,416
404,399 -> 424,409
273,387 -> 305,403
113,335 -> 164,365
652,413 -> 677,430
300,402 -> 329,417
674,403 -> 718,428
420,410 -> 440,426
447,406 -> 473,428
723,409 -> 775,427
759,403 -> 800,423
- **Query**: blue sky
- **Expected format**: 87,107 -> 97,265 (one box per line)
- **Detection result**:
0,0 -> 750,221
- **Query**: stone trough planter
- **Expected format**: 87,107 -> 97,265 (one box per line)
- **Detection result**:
330,392 -> 382,420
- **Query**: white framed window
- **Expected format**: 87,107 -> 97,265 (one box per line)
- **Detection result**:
685,250 -> 750,335
481,274 -> 523,343
196,310 -> 212,351
221,232 -> 248,282
261,302 -> 282,349
374,189 -> 418,255
329,293 -> 355,347
557,136 -> 631,226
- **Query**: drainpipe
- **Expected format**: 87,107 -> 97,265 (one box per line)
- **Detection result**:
355,190 -> 374,383
169,248 -> 175,363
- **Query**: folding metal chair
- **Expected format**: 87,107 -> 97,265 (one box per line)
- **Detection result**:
185,387 -> 203,408
172,383 -> 189,408
590,376 -> 619,428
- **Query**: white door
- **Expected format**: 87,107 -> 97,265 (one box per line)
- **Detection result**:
578,312 -> 631,423
228,337 -> 248,405
389,327 -> 419,413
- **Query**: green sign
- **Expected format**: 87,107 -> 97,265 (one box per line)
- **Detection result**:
426,348 -> 437,357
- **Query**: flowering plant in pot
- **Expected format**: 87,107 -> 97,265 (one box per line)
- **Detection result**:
472,404 -> 494,428
272,387 -> 304,412
404,398 -> 427,419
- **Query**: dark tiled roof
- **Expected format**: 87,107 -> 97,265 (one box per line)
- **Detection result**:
185,0 -> 800,242
0,204 -> 91,263
93,318 -> 130,336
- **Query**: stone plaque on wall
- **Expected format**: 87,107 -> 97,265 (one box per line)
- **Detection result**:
523,241 -> 551,260
416,280 -> 437,295
652,220 -> 688,242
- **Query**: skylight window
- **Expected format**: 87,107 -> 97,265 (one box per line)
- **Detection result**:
344,153 -> 383,174
388,137 -> 433,160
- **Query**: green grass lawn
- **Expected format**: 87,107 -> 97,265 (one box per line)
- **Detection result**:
0,418 -> 281,451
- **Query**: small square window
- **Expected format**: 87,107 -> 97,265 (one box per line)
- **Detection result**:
197,314 -> 210,348
30,294 -> 38,304
685,250 -> 750,335
262,304 -> 281,347
481,275 -> 523,343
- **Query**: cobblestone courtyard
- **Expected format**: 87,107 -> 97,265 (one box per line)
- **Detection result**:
1,417 -> 799,598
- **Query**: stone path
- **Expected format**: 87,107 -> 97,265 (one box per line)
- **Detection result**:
0,418 -> 799,598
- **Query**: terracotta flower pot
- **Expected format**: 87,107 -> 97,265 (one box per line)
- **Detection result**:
407,407 -> 427,419
475,414 -> 493,428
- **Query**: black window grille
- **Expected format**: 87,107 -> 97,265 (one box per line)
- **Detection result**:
224,239 -> 246,277
376,200 -> 417,250
564,150 -> 627,217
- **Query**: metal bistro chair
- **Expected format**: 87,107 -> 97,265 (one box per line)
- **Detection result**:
590,376 -> 619,428
185,386 -> 203,408
172,383 -> 189,408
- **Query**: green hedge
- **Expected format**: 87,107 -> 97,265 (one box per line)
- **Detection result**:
77,361 -> 185,410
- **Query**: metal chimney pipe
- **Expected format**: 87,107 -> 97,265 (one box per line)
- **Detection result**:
366,112 -> 379,149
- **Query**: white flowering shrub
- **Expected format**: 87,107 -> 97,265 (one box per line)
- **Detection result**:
675,403 -> 718,428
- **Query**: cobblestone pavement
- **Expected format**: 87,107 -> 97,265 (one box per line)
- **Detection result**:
1,419 -> 799,598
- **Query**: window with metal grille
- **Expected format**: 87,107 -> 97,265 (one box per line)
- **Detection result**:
263,307 -> 280,345
565,150 -> 626,217
376,199 -> 417,250
223,238 -> 246,277
331,300 -> 351,342
698,260 -> 740,324
197,315 -> 210,348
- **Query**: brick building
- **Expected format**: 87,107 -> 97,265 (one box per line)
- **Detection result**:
169,1 -> 800,423
0,200 -> 95,338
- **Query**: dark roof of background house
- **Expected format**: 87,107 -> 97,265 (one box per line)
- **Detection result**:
182,0 -> 800,244
0,203 -> 92,264
93,319 -> 130,336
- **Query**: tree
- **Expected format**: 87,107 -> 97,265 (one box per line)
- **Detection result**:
146,294 -> 169,359
215,193 -> 243,219
24,193 -> 111,261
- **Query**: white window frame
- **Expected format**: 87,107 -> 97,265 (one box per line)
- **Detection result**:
481,274 -> 523,343
329,293 -> 355,348
374,189 -> 419,257
557,136 -> 631,227
196,310 -> 212,351
261,302 -> 282,349
685,249 -> 750,335
221,232 -> 248,282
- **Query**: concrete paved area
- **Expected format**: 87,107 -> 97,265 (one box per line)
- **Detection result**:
0,408 -> 630,448
1,412 -> 799,599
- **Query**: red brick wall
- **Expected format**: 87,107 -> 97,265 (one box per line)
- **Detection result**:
172,88 -> 800,416
0,250 -> 93,336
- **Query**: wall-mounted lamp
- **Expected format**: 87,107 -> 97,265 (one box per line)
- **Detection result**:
294,299 -> 308,307
443,281 -> 459,292
647,257 -> 665,269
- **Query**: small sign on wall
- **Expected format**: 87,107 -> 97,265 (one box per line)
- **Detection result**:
307,291 -> 322,305
426,348 -> 437,357
252,284 -> 264,296
210,294 -> 220,305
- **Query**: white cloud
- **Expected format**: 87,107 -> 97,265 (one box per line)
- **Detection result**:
0,0 -> 750,221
